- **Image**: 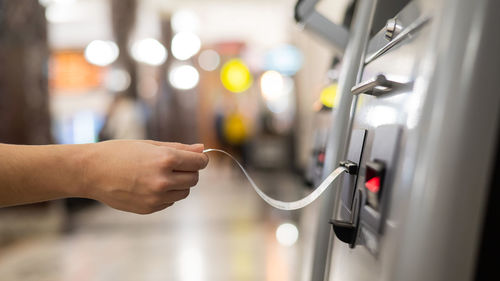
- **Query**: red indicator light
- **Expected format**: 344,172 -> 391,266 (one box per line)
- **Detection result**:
365,177 -> 380,193
318,153 -> 325,163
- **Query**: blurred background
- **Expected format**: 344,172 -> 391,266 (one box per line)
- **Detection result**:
0,0 -> 353,280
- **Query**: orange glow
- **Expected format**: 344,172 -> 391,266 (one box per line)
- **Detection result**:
50,51 -> 102,94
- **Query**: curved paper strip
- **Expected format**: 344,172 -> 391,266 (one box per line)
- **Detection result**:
204,149 -> 347,210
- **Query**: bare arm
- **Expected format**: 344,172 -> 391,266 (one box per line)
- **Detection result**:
0,140 -> 209,214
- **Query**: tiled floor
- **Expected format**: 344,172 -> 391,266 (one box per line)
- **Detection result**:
0,157 -> 321,281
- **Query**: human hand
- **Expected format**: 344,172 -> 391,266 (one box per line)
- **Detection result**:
79,140 -> 208,214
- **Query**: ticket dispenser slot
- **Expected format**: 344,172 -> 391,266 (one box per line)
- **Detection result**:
330,189 -> 363,248
328,130 -> 366,248
339,129 -> 367,220
358,125 -> 401,255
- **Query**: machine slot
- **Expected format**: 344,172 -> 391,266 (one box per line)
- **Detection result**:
339,129 -> 367,221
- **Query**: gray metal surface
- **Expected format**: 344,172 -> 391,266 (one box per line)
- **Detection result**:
295,0 -> 349,51
365,15 -> 429,64
310,0 -> 377,280
392,0 -> 500,279
370,0 -> 411,35
294,0 -> 321,20
303,11 -> 349,52
329,20 -> 431,279
325,0 -> 500,280
366,1 -> 422,58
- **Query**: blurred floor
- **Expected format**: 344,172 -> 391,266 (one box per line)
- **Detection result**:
0,157 -> 310,281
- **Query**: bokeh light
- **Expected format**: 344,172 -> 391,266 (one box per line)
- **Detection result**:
220,59 -> 253,93
72,111 -> 97,144
198,49 -> 220,71
171,32 -> 201,61
171,9 -> 200,34
84,40 -> 119,67
223,113 -> 247,145
179,247 -> 204,281
260,70 -> 284,100
276,223 -> 299,247
104,68 -> 131,92
44,0 -> 79,23
168,64 -> 200,90
320,83 -> 338,108
260,71 -> 294,113
264,45 -> 303,76
131,38 -> 167,66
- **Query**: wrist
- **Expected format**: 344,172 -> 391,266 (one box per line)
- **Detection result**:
70,143 -> 97,199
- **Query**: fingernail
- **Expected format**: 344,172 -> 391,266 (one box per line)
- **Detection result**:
193,143 -> 204,149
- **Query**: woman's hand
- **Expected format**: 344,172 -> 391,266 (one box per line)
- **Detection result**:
80,140 -> 209,214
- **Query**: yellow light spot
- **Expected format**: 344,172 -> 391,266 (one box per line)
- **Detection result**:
223,113 -> 247,145
357,94 -> 366,108
320,83 -> 338,108
220,59 -> 253,93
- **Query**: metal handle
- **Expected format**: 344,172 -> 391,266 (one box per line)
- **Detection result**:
351,74 -> 414,96
351,74 -> 402,96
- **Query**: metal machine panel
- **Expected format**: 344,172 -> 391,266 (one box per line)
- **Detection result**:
328,1 -> 432,279
366,0 -> 421,57
325,0 -> 500,280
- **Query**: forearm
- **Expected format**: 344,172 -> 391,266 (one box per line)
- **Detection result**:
0,140 -> 208,214
0,143 -> 88,207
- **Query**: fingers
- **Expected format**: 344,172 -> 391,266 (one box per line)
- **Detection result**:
140,190 -> 188,214
155,202 -> 175,211
135,189 -> 189,214
166,171 -> 199,190
167,143 -> 204,153
139,140 -> 208,171
140,140 -> 204,153
145,186 -> 190,213
164,189 -> 190,203
134,189 -> 189,214
135,202 -> 175,215
169,149 -> 209,172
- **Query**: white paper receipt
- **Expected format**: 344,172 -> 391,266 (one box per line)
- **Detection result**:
203,149 -> 347,211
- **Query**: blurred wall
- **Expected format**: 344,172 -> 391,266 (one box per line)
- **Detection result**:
0,0 -> 52,144
292,0 -> 350,169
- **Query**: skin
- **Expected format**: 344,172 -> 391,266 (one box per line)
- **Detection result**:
0,140 -> 209,214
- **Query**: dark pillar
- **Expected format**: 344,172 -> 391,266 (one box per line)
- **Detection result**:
0,0 -> 52,144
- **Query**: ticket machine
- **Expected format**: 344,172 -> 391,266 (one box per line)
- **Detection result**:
296,0 -> 500,280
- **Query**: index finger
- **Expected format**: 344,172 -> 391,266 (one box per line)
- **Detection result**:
167,143 -> 204,153
170,149 -> 209,172
141,140 -> 204,153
